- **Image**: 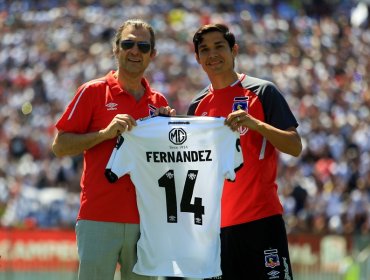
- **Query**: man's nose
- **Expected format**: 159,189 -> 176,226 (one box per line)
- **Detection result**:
130,44 -> 140,54
208,48 -> 219,57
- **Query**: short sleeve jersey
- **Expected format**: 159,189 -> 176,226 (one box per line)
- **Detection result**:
188,74 -> 298,227
105,116 -> 243,278
55,71 -> 168,223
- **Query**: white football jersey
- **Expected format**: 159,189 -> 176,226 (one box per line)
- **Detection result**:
105,116 -> 243,278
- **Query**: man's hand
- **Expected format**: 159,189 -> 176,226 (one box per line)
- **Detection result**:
100,114 -> 137,139
225,110 -> 259,131
155,106 -> 176,116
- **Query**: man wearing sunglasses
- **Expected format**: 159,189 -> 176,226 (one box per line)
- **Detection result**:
52,19 -> 175,280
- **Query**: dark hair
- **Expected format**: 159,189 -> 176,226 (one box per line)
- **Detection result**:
113,19 -> 156,54
193,23 -> 236,55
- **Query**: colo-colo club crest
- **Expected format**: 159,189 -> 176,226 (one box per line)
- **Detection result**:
232,96 -> 249,135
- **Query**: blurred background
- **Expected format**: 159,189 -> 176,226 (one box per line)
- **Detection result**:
0,0 -> 369,279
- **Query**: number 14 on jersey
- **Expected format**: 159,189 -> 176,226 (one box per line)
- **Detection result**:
158,169 -> 205,225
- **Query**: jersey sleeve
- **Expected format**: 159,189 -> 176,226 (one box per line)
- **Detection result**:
259,83 -> 298,130
105,134 -> 134,183
55,83 -> 97,133
223,132 -> 244,182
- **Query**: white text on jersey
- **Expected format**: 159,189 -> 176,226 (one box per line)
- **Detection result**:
146,150 -> 212,163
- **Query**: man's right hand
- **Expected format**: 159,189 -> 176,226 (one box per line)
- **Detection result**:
100,114 -> 137,139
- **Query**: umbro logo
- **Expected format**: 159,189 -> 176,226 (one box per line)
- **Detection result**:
267,270 -> 280,279
168,215 -> 176,222
106,102 -> 118,111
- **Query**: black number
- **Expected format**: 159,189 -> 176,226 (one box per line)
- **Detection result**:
158,170 -> 178,223
180,170 -> 204,225
158,170 -> 204,225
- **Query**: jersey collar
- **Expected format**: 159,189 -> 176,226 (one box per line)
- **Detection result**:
105,70 -> 152,98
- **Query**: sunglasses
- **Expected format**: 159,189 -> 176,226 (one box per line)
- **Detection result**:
120,40 -> 151,54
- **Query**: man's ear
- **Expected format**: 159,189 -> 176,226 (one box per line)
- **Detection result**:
150,49 -> 157,59
232,44 -> 239,58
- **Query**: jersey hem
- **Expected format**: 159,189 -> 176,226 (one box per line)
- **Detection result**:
221,213 -> 283,228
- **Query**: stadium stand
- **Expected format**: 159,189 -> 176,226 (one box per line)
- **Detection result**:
0,0 -> 369,238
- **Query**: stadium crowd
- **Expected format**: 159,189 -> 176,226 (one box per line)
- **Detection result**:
0,0 -> 369,236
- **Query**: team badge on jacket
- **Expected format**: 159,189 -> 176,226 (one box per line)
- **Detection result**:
232,96 -> 249,135
148,104 -> 158,116
232,96 -> 249,112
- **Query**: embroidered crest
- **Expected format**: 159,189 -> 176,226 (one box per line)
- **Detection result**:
232,96 -> 249,112
148,104 -> 157,116
232,96 -> 249,135
264,249 -> 280,269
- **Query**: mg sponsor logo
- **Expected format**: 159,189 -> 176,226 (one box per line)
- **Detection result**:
169,128 -> 187,145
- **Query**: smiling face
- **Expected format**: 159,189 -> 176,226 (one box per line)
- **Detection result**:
195,31 -> 238,82
115,25 -> 156,77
